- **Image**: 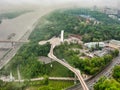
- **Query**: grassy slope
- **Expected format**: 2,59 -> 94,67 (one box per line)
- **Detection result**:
0,80 -> 73,90
46,61 -> 73,77
28,80 -> 74,90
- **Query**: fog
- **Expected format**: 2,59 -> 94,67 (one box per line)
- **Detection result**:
0,0 -> 119,8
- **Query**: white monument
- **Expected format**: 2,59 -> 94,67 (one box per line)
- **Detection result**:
61,30 -> 64,42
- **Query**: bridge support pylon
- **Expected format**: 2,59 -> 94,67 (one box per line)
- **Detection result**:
74,74 -> 77,84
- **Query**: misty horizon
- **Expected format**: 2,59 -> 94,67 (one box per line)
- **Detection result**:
0,0 -> 119,8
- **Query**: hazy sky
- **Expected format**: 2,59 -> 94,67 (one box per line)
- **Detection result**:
0,0 -> 119,8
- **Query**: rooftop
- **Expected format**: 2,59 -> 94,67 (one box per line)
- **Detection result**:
110,39 -> 120,46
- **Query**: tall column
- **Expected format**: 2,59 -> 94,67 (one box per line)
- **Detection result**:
61,30 -> 64,42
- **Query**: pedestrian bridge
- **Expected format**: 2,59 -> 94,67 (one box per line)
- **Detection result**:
0,40 -> 29,43
0,40 -> 29,49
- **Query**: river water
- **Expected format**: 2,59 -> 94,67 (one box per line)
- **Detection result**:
0,9 -> 45,58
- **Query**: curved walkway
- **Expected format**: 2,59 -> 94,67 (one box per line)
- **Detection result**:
48,44 -> 89,90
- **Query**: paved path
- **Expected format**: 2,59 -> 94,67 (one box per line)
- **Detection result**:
1,77 -> 78,82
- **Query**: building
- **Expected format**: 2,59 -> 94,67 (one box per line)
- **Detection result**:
117,10 -> 120,16
93,5 -> 97,11
109,39 -> 120,49
94,49 -> 109,57
103,7 -> 118,15
84,42 -> 105,49
108,15 -> 117,19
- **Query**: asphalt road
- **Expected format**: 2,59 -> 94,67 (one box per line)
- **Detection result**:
67,50 -> 120,90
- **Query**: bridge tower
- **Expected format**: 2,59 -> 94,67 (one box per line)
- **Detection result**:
74,74 -> 77,84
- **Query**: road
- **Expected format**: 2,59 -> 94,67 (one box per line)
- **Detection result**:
67,50 -> 120,90
48,45 -> 89,90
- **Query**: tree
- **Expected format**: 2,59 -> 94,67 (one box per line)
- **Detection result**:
113,65 -> 120,82
43,75 -> 49,85
114,49 -> 119,57
0,80 -> 4,87
94,77 -> 120,90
